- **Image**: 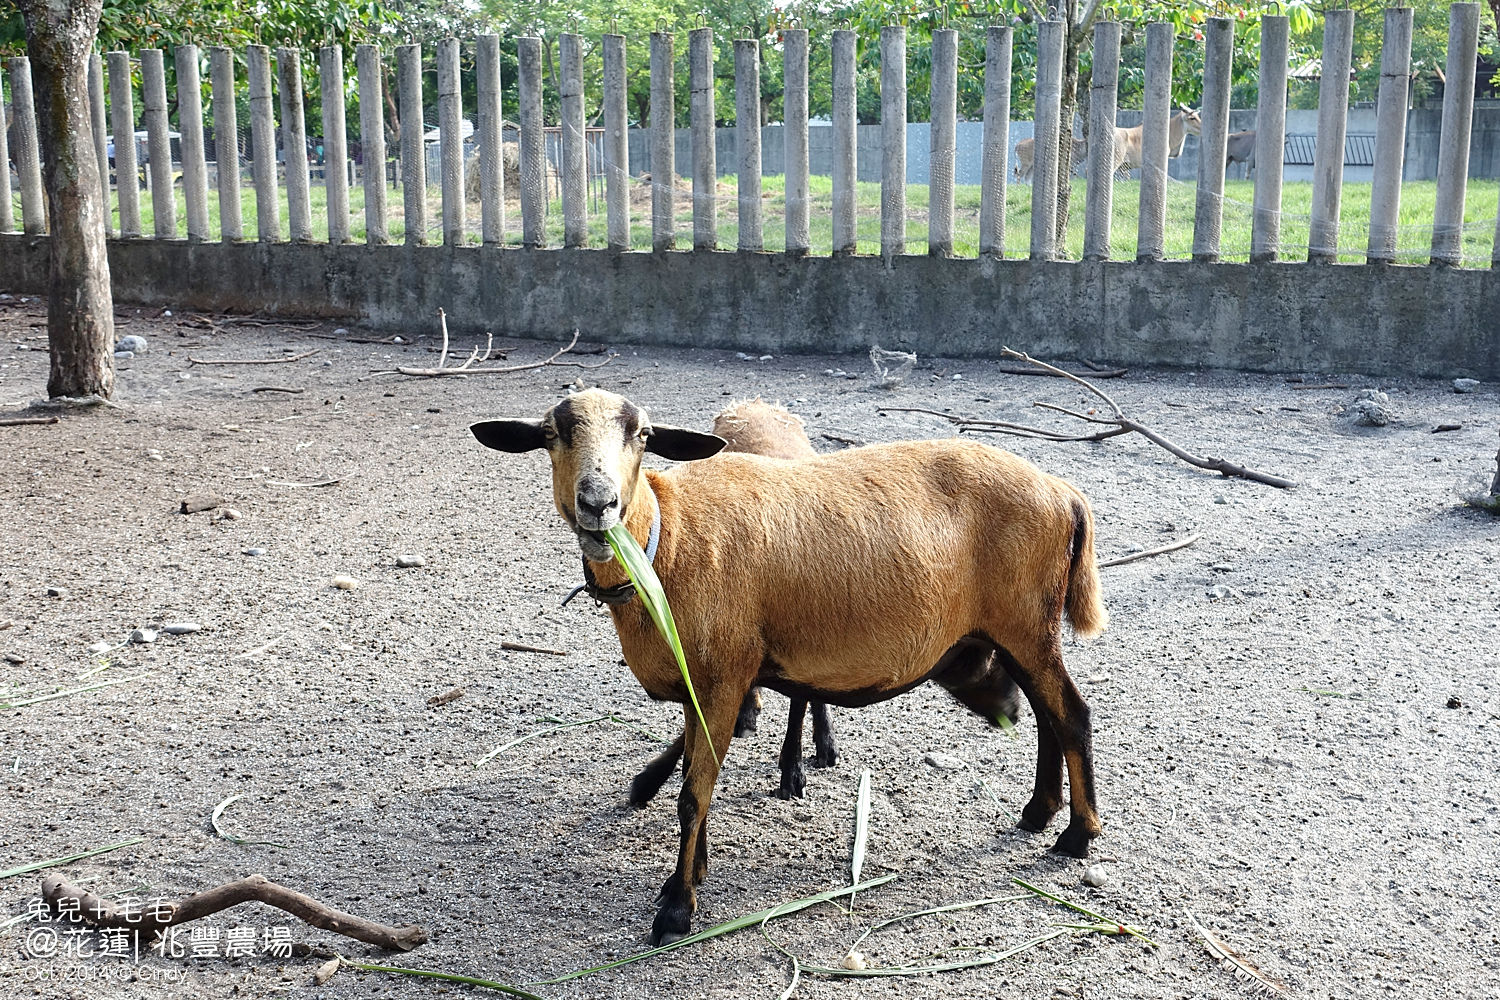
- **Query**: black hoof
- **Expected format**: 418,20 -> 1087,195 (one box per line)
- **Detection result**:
1018,798 -> 1059,834
1050,821 -> 1098,859
811,744 -> 838,769
650,901 -> 692,946
628,771 -> 663,808
775,763 -> 806,800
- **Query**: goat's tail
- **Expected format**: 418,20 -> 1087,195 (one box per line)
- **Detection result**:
1064,490 -> 1108,639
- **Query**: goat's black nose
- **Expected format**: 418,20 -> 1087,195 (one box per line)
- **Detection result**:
577,492 -> 619,519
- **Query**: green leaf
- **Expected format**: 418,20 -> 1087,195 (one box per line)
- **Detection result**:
850,769 -> 872,909
0,838 -> 146,881
604,523 -> 716,759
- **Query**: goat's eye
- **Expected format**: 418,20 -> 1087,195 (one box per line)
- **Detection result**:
542,426 -> 558,442
637,427 -> 651,441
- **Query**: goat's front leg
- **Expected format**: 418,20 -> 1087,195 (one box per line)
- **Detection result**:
651,693 -> 741,946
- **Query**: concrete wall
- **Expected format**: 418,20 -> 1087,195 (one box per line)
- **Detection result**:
1,234 -> 1494,379
623,108 -> 1500,185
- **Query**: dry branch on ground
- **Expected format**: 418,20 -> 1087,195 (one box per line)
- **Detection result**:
886,350 -> 1297,489
42,873 -> 427,951
372,311 -> 614,379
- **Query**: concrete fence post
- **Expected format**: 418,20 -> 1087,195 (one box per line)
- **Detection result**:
979,26 -> 1012,258
783,28 -> 810,256
321,45 -> 351,244
277,48 -> 313,242
736,39 -> 763,252
437,37 -> 465,246
603,33 -> 629,251
140,50 -> 176,238
356,44 -> 389,245
397,43 -> 428,246
247,45 -> 279,242
476,35 -> 505,246
560,33 -> 586,248
831,29 -> 857,255
176,45 -> 211,242
1431,2 -> 1480,266
1193,18 -> 1233,262
1368,8 -> 1413,263
689,27 -> 716,250
1309,10 -> 1353,263
210,48 -> 243,242
650,31 -> 676,252
1083,21 -> 1121,262
88,54 -> 111,238
1031,21 -> 1063,261
0,65 -> 12,234
517,36 -> 546,249
880,25 -> 906,259
0,66 -> 13,233
1136,23 -> 1172,261
8,59 -> 43,235
928,28 -> 957,258
1251,15 -> 1288,262
106,52 -> 141,238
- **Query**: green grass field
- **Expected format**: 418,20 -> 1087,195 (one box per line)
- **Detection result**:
45,170 -> 1500,267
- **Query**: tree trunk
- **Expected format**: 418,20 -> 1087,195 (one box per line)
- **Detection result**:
1054,9 -> 1082,253
20,0 -> 114,399
1491,432 -> 1500,498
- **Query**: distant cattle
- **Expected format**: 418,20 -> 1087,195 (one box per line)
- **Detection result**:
1225,129 -> 1257,176
1110,108 -> 1203,176
1012,135 -> 1088,183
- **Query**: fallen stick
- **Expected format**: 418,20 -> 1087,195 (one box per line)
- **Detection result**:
264,477 -> 341,488
0,415 -> 59,426
820,431 -> 864,447
962,350 -> 1296,489
188,349 -> 320,366
994,363 -> 1128,379
1099,533 -> 1202,568
500,641 -> 568,656
42,873 -> 427,951
1289,383 -> 1349,391
251,386 -> 305,394
380,328 -> 613,378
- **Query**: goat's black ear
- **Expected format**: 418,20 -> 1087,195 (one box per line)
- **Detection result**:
470,419 -> 548,453
645,424 -> 727,462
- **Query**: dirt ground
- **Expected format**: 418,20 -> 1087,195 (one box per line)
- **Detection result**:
1,297 -> 1497,1000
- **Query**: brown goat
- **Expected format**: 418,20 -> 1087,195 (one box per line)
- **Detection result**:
629,400 -> 839,805
471,389 -> 1107,944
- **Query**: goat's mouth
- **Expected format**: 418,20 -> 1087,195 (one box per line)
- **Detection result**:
576,527 -> 615,562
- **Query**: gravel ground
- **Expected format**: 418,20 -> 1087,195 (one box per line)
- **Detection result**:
1,299 -> 1497,1000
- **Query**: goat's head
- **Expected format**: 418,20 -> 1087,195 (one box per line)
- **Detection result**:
470,389 -> 725,562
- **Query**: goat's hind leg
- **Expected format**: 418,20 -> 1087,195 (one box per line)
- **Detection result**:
734,687 -> 762,737
996,637 -> 1100,858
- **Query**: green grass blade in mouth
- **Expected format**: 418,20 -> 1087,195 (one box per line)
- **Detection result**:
603,523 -> 716,759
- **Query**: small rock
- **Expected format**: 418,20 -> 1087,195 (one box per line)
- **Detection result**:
116,334 -> 149,355
1453,378 -> 1479,393
45,586 -> 67,598
180,494 -> 222,514
332,575 -> 360,590
952,373 -> 963,380
392,336 -> 405,344
395,554 -> 427,569
87,641 -> 113,654
322,359 -> 333,367
146,449 -> 164,461
221,508 -> 243,521
1207,584 -> 1242,600
1082,865 -> 1109,888
736,352 -> 751,360
923,752 -> 966,771
113,350 -> 134,361
179,372 -> 192,380
841,951 -> 867,971
3,653 -> 24,665
242,547 -> 268,557
1446,696 -> 1463,709
333,327 -> 348,336
1352,400 -> 1392,427
129,628 -> 158,644
162,622 -> 202,636
1356,389 -> 1390,404
160,310 -> 172,318
758,355 -> 773,361
312,956 -> 341,985
1209,563 -> 1235,573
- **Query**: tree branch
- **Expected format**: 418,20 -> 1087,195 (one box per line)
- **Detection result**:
42,873 -> 427,951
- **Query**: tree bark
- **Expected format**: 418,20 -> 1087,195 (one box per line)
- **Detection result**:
19,0 -> 114,399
